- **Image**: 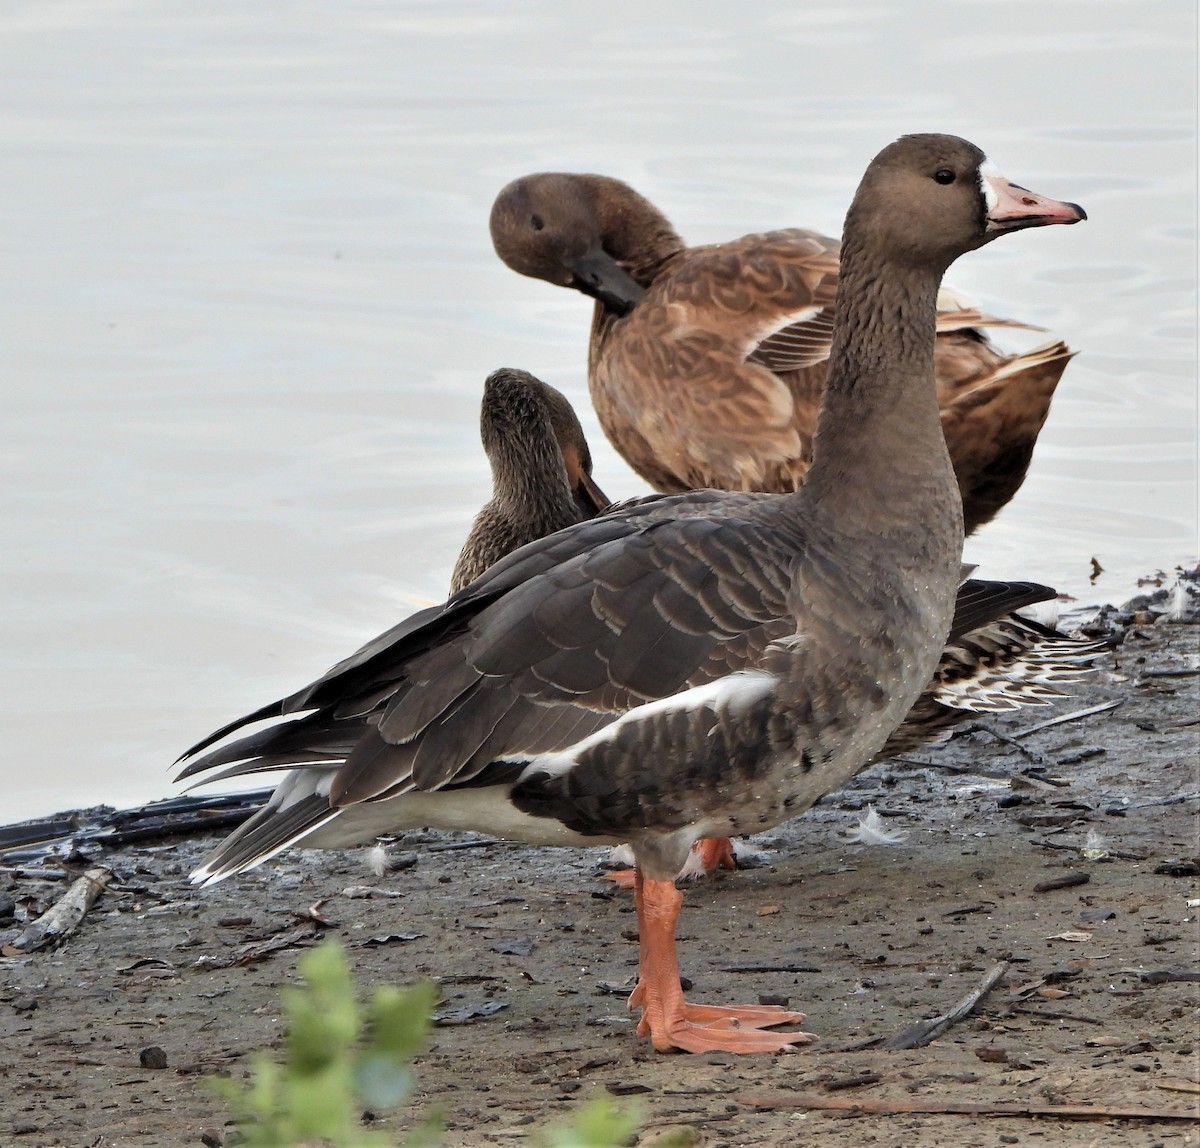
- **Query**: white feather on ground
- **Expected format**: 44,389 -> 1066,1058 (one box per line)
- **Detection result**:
366,844 -> 389,877
842,805 -> 910,846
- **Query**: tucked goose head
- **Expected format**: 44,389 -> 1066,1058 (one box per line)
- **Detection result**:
846,134 -> 1086,272
489,173 -> 665,315
479,367 -> 609,521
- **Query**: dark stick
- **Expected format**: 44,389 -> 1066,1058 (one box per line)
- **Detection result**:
883,961 -> 1008,1050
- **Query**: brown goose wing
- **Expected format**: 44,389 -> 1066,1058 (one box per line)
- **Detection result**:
937,340 -> 1074,533
593,230 -> 841,492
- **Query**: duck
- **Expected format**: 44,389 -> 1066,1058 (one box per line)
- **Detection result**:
490,171 -> 1075,534
449,368 -> 610,594
178,134 -> 1085,1054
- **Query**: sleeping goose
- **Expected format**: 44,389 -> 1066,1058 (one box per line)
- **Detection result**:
490,171 -> 1074,534
179,134 -> 1085,1053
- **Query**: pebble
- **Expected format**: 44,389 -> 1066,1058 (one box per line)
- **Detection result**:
139,1046 -> 169,1069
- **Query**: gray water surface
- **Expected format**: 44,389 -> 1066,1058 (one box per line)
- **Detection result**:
1,1 -> 1195,820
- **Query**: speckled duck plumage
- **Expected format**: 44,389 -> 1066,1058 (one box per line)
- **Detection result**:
490,171 -> 1074,534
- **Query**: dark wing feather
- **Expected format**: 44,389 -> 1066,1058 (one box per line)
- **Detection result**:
177,500 -> 690,768
195,792 -> 339,878
328,511 -> 803,804
180,488 -> 802,812
949,579 -> 1056,639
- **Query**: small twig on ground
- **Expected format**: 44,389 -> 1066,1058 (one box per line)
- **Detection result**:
1140,968 -> 1200,984
1014,700 -> 1122,740
721,963 -> 822,974
883,961 -> 1008,1050
1033,872 -> 1091,893
825,1071 -> 883,1091
1123,793 -> 1200,811
735,1094 -> 1199,1122
1033,839 -> 1149,862
947,723 -> 1047,763
2,866 -> 112,954
193,925 -> 323,971
890,756 -> 1012,779
1009,1004 -> 1104,1025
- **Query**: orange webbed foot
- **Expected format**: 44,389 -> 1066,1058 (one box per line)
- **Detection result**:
657,1016 -> 815,1055
629,870 -> 816,1054
686,836 -> 737,877
604,867 -> 637,890
630,983 -> 814,1052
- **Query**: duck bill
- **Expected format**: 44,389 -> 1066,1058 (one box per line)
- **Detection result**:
568,248 -> 647,316
984,174 -> 1087,236
573,469 -> 611,517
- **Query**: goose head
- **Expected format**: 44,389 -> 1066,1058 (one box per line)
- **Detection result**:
846,134 -> 1086,273
489,173 -> 648,315
480,367 -> 610,518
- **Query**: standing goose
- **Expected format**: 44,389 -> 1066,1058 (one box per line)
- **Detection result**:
450,368 -> 610,593
490,171 -> 1074,534
179,135 -> 1084,1054
454,370 -> 1099,886
456,370 -> 1100,883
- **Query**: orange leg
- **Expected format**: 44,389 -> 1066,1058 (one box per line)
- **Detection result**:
693,836 -> 737,874
605,836 -> 738,889
627,868 -> 816,1054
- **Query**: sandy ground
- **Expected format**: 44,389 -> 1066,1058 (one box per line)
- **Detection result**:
1,571 -> 1197,1148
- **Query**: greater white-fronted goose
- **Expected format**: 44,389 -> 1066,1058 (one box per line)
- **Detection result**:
450,368 -> 609,594
179,135 -> 1085,1053
455,371 -> 1098,886
490,172 -> 1075,534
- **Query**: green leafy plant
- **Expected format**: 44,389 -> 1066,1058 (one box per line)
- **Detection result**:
533,1094 -> 645,1148
214,942 -> 440,1147
213,940 -> 683,1148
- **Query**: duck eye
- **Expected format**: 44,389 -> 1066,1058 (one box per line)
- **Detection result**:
933,169 -> 956,185
530,214 -> 545,231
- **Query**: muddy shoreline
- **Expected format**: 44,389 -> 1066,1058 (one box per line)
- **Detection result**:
2,571 -> 1197,1147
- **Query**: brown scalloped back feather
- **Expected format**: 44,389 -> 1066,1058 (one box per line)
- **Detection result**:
491,174 -> 1074,532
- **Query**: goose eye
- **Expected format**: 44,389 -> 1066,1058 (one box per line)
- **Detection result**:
933,169 -> 956,185
530,214 -> 545,231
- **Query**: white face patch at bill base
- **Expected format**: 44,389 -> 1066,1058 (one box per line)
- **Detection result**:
978,159 -> 1000,212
